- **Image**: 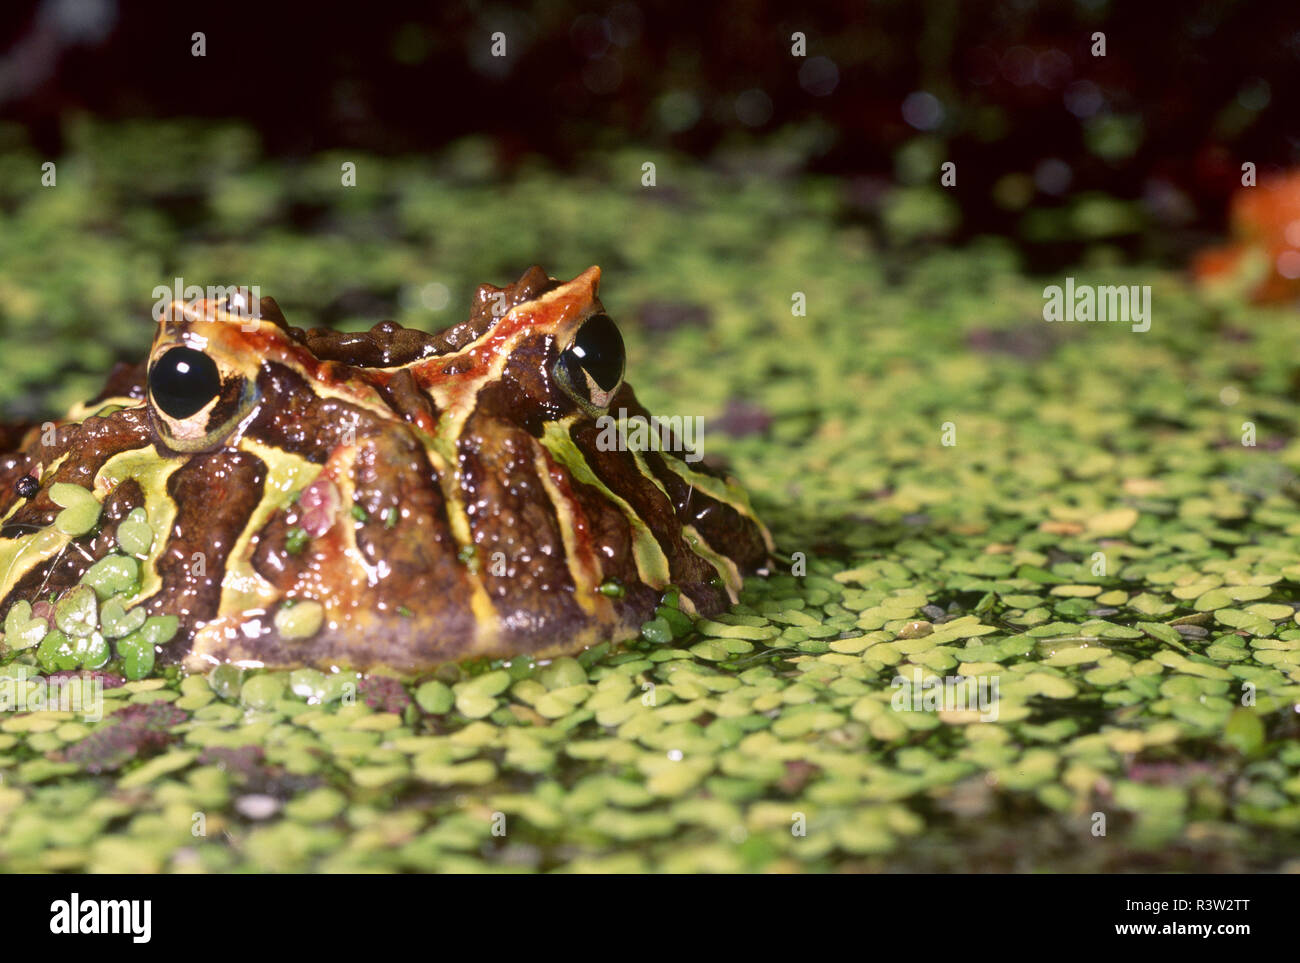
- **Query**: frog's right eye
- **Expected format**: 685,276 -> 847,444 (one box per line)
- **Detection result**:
150,347 -> 221,420
147,346 -> 257,452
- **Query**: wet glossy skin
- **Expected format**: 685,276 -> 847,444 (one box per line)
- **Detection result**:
0,267 -> 771,672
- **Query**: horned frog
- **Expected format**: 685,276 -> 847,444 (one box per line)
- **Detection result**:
0,267 -> 771,674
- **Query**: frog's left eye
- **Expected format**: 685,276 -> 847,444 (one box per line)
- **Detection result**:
150,347 -> 221,419
554,313 -> 625,414
147,346 -> 257,452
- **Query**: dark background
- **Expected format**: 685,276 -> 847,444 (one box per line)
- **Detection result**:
2,0 -> 1298,258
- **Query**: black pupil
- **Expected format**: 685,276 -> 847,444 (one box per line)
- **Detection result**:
149,347 -> 222,420
565,313 -> 625,394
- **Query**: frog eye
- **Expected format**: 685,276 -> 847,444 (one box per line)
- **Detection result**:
147,346 -> 257,451
554,313 -> 625,414
149,347 -> 221,419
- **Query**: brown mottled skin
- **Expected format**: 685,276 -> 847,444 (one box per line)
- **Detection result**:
0,267 -> 771,673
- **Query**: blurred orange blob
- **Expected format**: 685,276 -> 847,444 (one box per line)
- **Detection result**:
1194,170 -> 1300,304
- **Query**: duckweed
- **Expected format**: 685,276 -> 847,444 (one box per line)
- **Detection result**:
54,586 -> 98,639
289,669 -> 330,702
207,664 -> 244,700
115,634 -> 155,680
82,555 -> 140,600
36,631 -> 79,672
99,599 -> 147,639
241,673 -> 287,709
139,616 -> 180,647
115,508 -> 154,557
3,601 -> 48,650
48,483 -> 101,537
414,680 -> 454,714
274,601 -> 325,640
284,527 -> 310,555
640,617 -> 673,645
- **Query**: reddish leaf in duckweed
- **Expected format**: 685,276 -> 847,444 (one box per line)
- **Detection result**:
358,675 -> 412,713
46,669 -> 126,689
298,478 -> 340,537
778,760 -> 822,794
63,701 -> 188,773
